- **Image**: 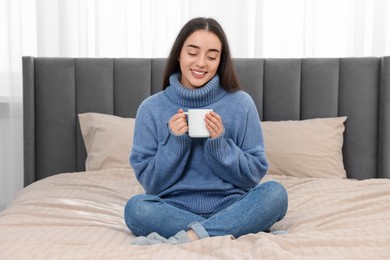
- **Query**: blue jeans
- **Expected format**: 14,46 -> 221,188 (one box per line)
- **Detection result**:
124,181 -> 288,239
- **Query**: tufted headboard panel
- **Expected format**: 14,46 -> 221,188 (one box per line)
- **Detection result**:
23,57 -> 390,186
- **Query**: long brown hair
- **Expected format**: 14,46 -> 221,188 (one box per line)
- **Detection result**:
162,17 -> 241,91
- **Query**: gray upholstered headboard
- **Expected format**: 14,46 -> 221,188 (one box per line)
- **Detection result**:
22,56 -> 390,186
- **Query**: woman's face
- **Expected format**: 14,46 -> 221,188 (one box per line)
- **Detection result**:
179,30 -> 222,89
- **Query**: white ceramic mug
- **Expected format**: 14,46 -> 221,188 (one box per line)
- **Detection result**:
184,109 -> 213,138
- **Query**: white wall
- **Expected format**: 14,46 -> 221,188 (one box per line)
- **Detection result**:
0,100 -> 23,211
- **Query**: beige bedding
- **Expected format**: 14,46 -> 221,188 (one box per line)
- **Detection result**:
1,168 -> 390,259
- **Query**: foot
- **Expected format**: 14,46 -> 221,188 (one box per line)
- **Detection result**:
270,230 -> 288,235
131,230 -> 191,246
186,229 -> 200,241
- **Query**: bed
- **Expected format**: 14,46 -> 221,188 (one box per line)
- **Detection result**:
0,56 -> 390,259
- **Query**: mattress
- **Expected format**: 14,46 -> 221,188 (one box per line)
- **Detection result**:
1,168 -> 390,259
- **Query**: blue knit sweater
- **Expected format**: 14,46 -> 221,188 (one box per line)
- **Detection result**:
130,73 -> 268,214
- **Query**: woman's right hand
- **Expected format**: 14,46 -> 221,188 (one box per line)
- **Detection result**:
168,109 -> 188,135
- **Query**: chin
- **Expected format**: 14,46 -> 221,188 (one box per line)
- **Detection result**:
192,78 -> 212,88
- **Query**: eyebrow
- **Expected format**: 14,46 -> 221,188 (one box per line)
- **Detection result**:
186,44 -> 220,53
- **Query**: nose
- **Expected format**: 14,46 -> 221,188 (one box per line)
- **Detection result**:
195,55 -> 206,68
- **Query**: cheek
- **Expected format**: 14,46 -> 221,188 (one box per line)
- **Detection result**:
179,59 -> 190,72
179,58 -> 193,70
209,62 -> 220,75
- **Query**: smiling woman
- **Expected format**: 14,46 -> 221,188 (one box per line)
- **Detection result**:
124,16 -> 288,246
178,30 -> 221,89
162,17 -> 241,92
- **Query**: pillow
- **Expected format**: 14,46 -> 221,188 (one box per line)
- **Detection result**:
262,117 -> 347,179
78,113 -> 135,171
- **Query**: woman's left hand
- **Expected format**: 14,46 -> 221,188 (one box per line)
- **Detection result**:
205,111 -> 224,139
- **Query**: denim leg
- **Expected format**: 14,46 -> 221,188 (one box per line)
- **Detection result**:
196,181 -> 288,238
124,194 -> 205,238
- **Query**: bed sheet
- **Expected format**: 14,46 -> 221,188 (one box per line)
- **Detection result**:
1,168 -> 390,259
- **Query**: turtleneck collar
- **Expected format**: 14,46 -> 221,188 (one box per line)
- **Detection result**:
165,73 -> 227,108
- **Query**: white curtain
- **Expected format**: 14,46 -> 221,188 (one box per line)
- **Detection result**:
1,0 -> 390,210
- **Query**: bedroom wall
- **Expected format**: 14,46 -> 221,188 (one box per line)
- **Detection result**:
0,109 -> 5,211
0,101 -> 23,211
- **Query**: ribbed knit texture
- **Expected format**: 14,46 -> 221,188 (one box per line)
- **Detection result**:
165,73 -> 227,107
130,73 -> 268,214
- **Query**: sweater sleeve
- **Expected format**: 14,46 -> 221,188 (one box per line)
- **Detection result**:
130,105 -> 191,195
204,98 -> 268,189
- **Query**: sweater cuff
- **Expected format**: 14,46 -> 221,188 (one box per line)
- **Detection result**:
166,126 -> 191,155
206,134 -> 226,159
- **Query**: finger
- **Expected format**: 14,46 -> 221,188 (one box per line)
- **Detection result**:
206,112 -> 222,126
206,112 -> 224,138
169,111 -> 188,134
205,120 -> 219,139
176,122 -> 188,134
205,117 -> 218,132
206,124 -> 219,139
206,113 -> 222,131
171,119 -> 188,135
170,112 -> 186,124
209,111 -> 221,121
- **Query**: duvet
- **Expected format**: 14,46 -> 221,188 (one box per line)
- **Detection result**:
1,168 -> 390,259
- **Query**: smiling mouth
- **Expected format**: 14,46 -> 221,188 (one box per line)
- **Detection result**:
191,69 -> 207,78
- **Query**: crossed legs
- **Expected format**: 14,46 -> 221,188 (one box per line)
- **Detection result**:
124,181 -> 288,244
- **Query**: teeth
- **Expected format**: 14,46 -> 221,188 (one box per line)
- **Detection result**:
192,70 -> 205,75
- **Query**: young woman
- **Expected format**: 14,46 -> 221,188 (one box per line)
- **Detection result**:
124,17 -> 288,245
